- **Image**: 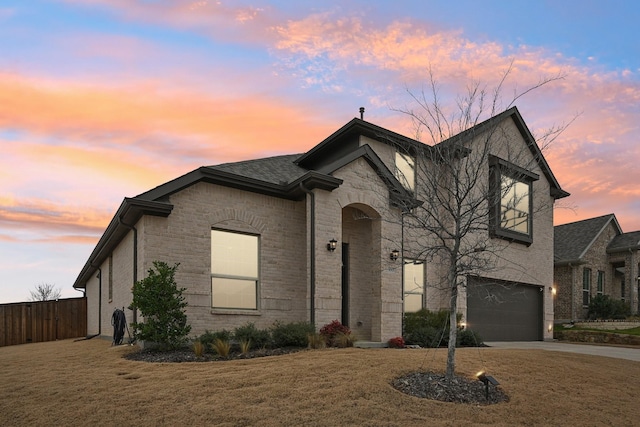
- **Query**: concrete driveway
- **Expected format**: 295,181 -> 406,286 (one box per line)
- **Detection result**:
485,341 -> 640,362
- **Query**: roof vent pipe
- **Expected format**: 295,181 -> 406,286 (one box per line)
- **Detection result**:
359,107 -> 365,120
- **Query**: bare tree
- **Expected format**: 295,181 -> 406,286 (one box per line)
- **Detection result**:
389,63 -> 572,379
30,283 -> 62,301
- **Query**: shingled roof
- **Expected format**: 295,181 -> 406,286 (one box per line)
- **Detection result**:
554,214 -> 621,264
608,231 -> 640,253
209,154 -> 307,185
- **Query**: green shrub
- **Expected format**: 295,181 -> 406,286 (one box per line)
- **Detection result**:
404,325 -> 441,348
129,261 -> 191,350
404,309 -> 460,334
271,321 -> 315,348
588,295 -> 631,320
233,323 -> 271,349
457,329 -> 483,347
403,309 -> 461,348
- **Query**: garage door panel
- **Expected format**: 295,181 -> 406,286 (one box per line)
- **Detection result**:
467,278 -> 543,341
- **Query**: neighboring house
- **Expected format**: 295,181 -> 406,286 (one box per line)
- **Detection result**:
554,214 -> 640,322
73,106 -> 568,343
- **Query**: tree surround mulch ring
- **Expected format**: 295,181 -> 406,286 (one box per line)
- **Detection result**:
392,371 -> 509,405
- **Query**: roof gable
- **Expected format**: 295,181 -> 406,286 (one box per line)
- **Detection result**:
554,214 -> 621,264
296,118 -> 430,170
438,106 -> 569,199
316,144 -> 420,210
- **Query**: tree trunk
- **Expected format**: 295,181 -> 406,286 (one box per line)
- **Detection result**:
446,276 -> 458,379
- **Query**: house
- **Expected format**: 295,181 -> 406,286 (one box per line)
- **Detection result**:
73,106 -> 568,343
554,214 -> 640,322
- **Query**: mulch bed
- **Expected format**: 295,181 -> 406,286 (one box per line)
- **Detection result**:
123,347 -> 303,363
391,371 -> 509,405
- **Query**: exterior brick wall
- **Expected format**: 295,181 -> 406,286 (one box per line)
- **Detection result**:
553,222 -> 637,322
140,182 -> 308,336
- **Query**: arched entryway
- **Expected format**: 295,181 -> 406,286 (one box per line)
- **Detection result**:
341,203 -> 382,341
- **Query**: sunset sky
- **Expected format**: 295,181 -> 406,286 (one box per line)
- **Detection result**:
1,0 -> 639,303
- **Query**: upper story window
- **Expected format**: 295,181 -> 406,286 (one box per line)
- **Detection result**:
403,260 -> 424,313
395,151 -> 415,192
211,229 -> 259,310
489,156 -> 538,246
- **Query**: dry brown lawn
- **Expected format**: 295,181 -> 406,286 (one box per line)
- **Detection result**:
1,338 -> 639,426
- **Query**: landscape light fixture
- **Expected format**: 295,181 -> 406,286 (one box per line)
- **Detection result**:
327,239 -> 337,252
476,371 -> 500,401
390,249 -> 400,261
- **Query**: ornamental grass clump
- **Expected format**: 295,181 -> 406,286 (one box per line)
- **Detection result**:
197,329 -> 232,351
211,338 -> 231,358
307,333 -> 326,349
239,339 -> 251,355
192,340 -> 205,357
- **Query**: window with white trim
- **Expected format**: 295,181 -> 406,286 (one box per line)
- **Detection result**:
211,229 -> 259,310
403,260 -> 424,313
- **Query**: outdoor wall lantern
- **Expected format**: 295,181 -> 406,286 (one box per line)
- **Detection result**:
327,239 -> 337,252
390,249 -> 400,261
476,371 -> 500,401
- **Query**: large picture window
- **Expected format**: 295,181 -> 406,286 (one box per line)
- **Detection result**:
489,156 -> 538,245
403,260 -> 424,313
395,151 -> 416,192
211,229 -> 259,310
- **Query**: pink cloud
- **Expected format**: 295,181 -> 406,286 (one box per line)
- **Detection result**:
0,195 -> 110,233
0,72 -> 335,162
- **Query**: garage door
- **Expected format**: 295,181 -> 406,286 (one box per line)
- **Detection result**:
466,277 -> 543,341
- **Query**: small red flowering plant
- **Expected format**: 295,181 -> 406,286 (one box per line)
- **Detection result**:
388,336 -> 405,348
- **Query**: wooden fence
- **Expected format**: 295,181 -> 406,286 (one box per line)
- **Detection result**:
0,297 -> 87,347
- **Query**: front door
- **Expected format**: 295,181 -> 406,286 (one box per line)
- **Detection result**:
341,243 -> 349,326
